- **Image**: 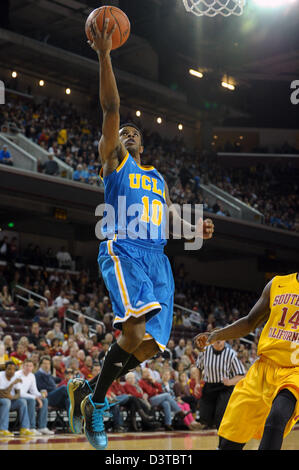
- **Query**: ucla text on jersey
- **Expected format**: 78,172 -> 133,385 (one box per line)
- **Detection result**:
99,152 -> 167,246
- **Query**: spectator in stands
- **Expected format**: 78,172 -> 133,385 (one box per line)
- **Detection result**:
173,371 -> 198,414
15,358 -> 54,435
184,344 -> 197,366
29,350 -> 40,373
18,337 -> 30,357
3,335 -> 14,356
77,349 -> 85,369
0,341 -> 9,370
9,342 -> 28,366
28,322 -> 45,351
173,309 -> 183,327
56,247 -> 72,270
73,314 -> 87,336
90,334 -> 102,353
57,368 -> 75,388
35,300 -> 51,325
84,299 -> 99,320
62,343 -> 79,369
23,298 -> 37,320
35,355 -> 70,413
49,321 -> 65,343
161,370 -> 201,431
164,339 -> 178,368
49,338 -> 64,358
124,372 -> 151,412
52,356 -> 66,380
53,290 -> 66,309
0,145 -> 13,166
138,367 -> 187,431
81,323 -> 91,340
0,361 -> 33,436
79,355 -> 93,380
0,285 -> 14,310
72,164 -> 83,182
41,154 -> 59,176
108,379 -> 157,432
95,323 -> 106,343
146,359 -> 162,383
91,363 -> 101,379
174,338 -> 186,360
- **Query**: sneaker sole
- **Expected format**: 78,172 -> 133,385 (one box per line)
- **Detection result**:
67,380 -> 83,434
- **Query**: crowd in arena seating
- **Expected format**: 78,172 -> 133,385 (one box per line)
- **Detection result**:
0,237 -> 74,270
1,96 -> 298,232
0,245 -> 260,435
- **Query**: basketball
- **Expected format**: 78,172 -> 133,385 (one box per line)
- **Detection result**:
85,6 -> 131,51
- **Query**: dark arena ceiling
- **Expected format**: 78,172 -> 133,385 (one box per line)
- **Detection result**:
0,0 -> 298,128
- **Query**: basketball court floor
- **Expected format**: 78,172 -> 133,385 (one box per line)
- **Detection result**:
1,425 -> 298,451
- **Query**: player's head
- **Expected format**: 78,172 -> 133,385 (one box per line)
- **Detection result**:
119,123 -> 144,156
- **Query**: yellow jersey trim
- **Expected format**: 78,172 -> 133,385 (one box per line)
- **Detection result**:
136,163 -> 155,171
116,152 -> 129,173
99,152 -> 129,180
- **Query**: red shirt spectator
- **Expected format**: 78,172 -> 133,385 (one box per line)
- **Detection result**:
138,373 -> 163,398
109,380 -> 126,396
123,382 -> 143,399
10,344 -> 28,364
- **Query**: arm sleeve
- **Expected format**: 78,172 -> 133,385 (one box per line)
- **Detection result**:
28,374 -> 42,398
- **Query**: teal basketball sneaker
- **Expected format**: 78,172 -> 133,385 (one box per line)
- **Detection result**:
81,394 -> 111,450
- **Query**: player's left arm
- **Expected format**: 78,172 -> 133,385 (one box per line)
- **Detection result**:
164,181 -> 214,240
194,279 -> 272,351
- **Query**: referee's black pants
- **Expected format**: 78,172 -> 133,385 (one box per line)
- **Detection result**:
199,382 -> 233,429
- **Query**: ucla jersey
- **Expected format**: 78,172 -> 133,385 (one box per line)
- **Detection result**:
100,152 -> 167,246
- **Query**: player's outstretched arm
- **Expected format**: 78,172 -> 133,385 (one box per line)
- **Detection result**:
164,182 -> 214,240
194,279 -> 272,351
88,18 -> 126,175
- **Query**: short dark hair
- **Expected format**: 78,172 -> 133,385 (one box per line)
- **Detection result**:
119,122 -> 143,145
5,361 -> 16,369
40,355 -> 51,365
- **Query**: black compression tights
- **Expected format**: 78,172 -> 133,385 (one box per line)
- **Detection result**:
259,388 -> 297,450
219,388 -> 297,450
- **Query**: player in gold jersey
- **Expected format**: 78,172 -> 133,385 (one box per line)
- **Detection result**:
195,272 -> 299,450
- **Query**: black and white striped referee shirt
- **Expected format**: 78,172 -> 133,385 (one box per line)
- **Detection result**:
196,344 -> 245,383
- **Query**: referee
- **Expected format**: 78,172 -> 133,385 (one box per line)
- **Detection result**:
196,334 -> 245,430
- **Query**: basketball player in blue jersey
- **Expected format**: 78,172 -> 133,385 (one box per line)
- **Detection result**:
67,18 -> 214,450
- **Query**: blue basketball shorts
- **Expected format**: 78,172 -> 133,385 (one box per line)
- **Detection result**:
98,237 -> 175,352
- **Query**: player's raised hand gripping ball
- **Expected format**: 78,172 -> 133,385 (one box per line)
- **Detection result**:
85,6 -> 130,51
194,333 -> 211,352
194,327 -> 223,351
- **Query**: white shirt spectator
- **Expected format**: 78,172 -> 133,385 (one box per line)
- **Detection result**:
56,248 -> 72,269
15,370 -> 41,399
0,370 -> 19,397
54,294 -> 66,308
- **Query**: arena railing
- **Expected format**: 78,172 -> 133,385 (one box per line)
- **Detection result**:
13,133 -> 73,179
0,133 -> 37,172
64,308 -> 106,336
13,284 -> 48,308
174,303 -> 256,345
